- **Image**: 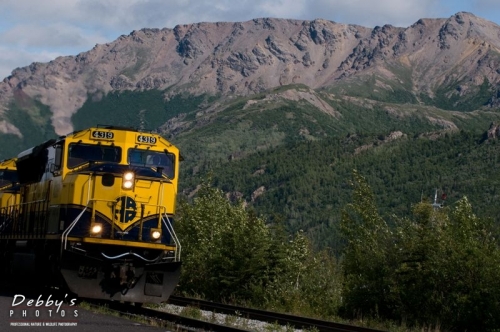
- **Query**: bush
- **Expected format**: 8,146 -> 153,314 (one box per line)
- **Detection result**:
340,171 -> 500,331
175,180 -> 342,316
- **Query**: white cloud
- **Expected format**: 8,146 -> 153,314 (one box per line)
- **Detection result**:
300,0 -> 442,27
476,0 -> 500,9
0,46 -> 60,78
0,23 -> 105,49
2,0 -> 81,24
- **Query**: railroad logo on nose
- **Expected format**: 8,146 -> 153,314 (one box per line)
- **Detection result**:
115,196 -> 137,223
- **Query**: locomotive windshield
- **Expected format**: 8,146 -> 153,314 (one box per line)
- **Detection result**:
0,170 -> 18,187
68,143 -> 122,168
128,148 -> 175,179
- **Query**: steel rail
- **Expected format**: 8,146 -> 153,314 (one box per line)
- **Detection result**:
168,296 -> 386,332
84,300 -> 251,332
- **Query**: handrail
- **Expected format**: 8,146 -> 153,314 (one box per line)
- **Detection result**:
101,251 -> 162,263
0,198 -> 47,213
61,202 -> 90,253
61,174 -> 93,254
83,195 -> 181,261
162,213 -> 181,261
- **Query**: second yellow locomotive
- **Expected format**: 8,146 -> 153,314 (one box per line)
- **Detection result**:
0,125 -> 182,304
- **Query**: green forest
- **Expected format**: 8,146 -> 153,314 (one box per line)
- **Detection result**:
176,175 -> 500,331
180,129 -> 500,254
174,125 -> 500,331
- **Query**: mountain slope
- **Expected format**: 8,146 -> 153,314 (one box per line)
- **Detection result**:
200,127 -> 500,251
1,12 -> 500,140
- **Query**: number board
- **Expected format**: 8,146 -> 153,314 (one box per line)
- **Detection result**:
136,134 -> 157,145
91,131 -> 114,140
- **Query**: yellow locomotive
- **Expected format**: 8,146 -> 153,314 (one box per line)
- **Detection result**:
0,158 -> 20,234
0,126 -> 181,304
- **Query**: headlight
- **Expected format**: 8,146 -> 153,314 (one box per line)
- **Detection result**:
151,229 -> 161,241
122,171 -> 135,190
91,223 -> 102,235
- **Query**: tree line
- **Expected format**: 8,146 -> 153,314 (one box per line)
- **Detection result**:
175,173 -> 500,331
180,129 -> 500,254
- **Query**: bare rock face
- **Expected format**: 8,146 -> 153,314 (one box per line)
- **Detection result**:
251,186 -> 266,202
487,122 -> 500,139
1,12 -> 500,135
386,131 -> 405,141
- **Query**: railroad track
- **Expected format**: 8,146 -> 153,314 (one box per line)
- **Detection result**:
82,296 -> 386,332
167,296 -> 386,332
83,300 -> 250,332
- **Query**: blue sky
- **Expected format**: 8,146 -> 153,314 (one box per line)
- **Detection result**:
0,0 -> 499,80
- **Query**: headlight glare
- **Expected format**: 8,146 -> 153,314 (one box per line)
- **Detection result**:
122,171 -> 135,190
91,223 -> 102,234
123,180 -> 133,189
151,229 -> 161,241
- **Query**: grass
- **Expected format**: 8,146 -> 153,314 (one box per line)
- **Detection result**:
77,301 -> 168,328
76,297 -> 444,331
179,305 -> 203,320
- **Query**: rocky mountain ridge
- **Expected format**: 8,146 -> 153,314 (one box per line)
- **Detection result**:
1,12 -> 500,136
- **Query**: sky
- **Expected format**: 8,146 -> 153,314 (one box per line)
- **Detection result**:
1,0 -> 500,80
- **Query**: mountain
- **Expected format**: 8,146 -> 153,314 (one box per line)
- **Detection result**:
1,12 -> 500,249
2,12 -> 500,137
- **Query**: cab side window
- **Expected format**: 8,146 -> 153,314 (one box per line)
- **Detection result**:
53,144 -> 63,173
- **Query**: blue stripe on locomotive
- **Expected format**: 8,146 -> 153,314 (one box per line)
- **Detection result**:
61,205 -> 174,243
